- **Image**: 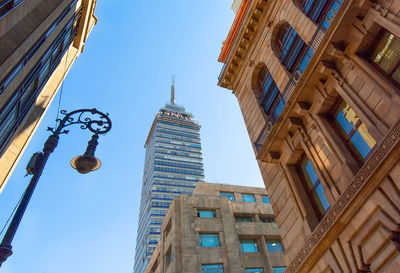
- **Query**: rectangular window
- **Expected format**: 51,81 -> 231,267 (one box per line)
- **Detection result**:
272,267 -> 287,273
235,215 -> 253,222
246,268 -> 264,273
202,264 -> 224,273
197,209 -> 216,218
262,195 -> 271,204
266,239 -> 284,252
332,99 -> 376,161
259,215 -> 275,223
370,29 -> 400,84
199,234 -> 220,247
240,239 -> 259,252
220,192 -> 235,201
242,194 -> 256,202
298,156 -> 330,217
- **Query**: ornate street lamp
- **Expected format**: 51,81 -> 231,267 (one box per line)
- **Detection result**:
0,108 -> 112,267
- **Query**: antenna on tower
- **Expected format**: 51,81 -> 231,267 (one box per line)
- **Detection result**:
170,75 -> 176,105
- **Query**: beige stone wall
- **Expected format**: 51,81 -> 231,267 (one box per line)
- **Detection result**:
219,0 -> 400,272
144,182 -> 286,273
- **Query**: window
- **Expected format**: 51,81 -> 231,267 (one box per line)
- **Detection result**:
370,29 -> 400,85
197,209 -> 216,218
246,268 -> 264,273
257,67 -> 286,120
275,23 -> 307,73
164,219 -> 171,238
242,194 -> 256,202
202,264 -> 224,273
298,157 -> 330,217
294,0 -> 330,24
332,99 -> 376,162
266,240 -> 284,252
220,192 -> 235,201
235,215 -> 253,222
199,234 -> 220,247
240,239 -> 259,252
262,195 -> 271,204
166,248 -> 172,266
272,267 -> 287,273
259,215 -> 275,223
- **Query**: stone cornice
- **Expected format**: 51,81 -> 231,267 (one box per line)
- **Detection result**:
218,0 -> 270,90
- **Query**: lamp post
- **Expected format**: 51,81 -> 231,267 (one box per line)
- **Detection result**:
0,108 -> 112,267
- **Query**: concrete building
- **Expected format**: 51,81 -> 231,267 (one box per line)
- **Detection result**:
0,0 -> 98,192
143,182 -> 286,273
218,0 -> 400,272
134,83 -> 205,273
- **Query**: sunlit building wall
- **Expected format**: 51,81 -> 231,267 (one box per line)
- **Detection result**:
134,86 -> 205,273
218,0 -> 400,272
0,0 -> 98,192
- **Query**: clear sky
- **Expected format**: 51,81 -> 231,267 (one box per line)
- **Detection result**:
0,0 -> 264,272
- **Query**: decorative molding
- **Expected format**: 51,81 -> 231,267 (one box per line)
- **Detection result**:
285,119 -> 400,273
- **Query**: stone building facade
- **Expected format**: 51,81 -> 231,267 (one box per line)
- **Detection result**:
0,0 -> 98,192
218,0 -> 400,272
143,182 -> 286,273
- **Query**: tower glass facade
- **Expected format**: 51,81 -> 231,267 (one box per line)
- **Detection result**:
134,88 -> 204,273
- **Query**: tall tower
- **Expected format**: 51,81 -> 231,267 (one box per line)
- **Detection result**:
134,81 -> 204,273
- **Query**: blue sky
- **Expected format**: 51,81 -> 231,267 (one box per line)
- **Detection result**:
0,0 -> 264,272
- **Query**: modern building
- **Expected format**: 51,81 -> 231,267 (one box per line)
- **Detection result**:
0,0 -> 98,192
143,182 -> 286,273
218,0 -> 400,272
134,83 -> 205,273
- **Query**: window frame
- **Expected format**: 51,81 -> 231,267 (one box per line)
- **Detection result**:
261,195 -> 271,204
220,191 -> 235,201
199,233 -> 220,247
368,28 -> 400,87
265,239 -> 284,253
328,97 -> 376,165
240,238 -> 259,253
241,193 -> 256,203
201,264 -> 224,273
197,209 -> 217,218
296,155 -> 330,219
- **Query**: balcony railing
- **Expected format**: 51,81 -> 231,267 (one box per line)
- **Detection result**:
0,0 -> 24,18
254,0 -> 343,153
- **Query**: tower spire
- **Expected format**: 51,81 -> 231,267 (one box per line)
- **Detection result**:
170,75 -> 176,105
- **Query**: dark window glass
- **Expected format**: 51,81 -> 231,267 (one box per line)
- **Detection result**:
332,100 -> 376,160
240,239 -> 259,252
266,240 -> 284,252
262,196 -> 271,204
197,210 -> 216,218
242,194 -> 256,202
220,192 -> 235,201
370,29 -> 400,84
299,157 -> 330,216
235,216 -> 253,222
275,24 -> 307,73
259,215 -> 275,223
257,67 -> 286,121
202,264 -> 224,273
199,234 -> 220,247
166,249 -> 172,266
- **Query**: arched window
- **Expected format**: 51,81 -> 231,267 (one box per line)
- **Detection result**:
257,67 -> 285,122
294,0 -> 330,24
274,23 -> 307,74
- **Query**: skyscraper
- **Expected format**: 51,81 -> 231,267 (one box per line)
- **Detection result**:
0,0 -> 98,192
134,81 -> 205,273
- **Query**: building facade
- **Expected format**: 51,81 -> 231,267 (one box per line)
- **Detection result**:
218,0 -> 400,272
134,84 -> 205,273
0,0 -> 98,192
143,182 -> 286,273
